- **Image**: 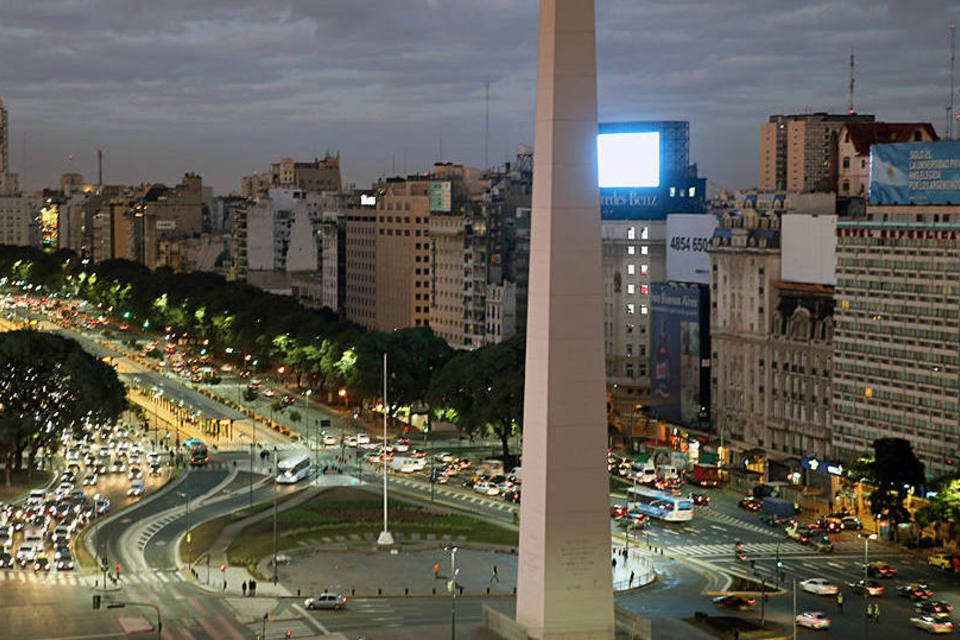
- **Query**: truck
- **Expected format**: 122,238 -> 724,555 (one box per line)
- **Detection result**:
692,464 -> 720,488
761,497 -> 796,518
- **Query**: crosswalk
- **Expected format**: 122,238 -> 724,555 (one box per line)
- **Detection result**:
0,568 -> 185,587
390,476 -> 518,514
698,510 -> 782,538
664,541 -> 859,558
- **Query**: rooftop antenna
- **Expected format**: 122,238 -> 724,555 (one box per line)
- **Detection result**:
484,79 -> 490,169
97,148 -> 103,186
948,23 -> 956,140
847,49 -> 857,115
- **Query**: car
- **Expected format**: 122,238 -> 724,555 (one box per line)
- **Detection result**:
898,583 -> 934,601
322,435 -> 337,446
503,489 -> 521,504
33,555 -> 51,572
95,498 -> 111,515
911,615 -> 954,634
917,601 -> 954,616
795,611 -> 831,630
429,469 -> 448,484
800,578 -> 840,596
848,579 -> 885,597
304,593 -> 347,610
738,497 -> 761,512
356,433 -> 371,445
712,595 -> 757,611
109,460 -> 125,474
281,395 -> 295,406
128,466 -> 143,480
263,389 -> 276,398
53,544 -> 70,560
929,554 -> 954,571
435,451 -> 455,463
866,561 -> 897,578
786,526 -> 810,545
127,480 -> 145,497
811,539 -> 834,553
691,494 -> 711,506
16,543 -> 37,565
610,504 -> 629,518
82,474 -> 98,486
841,516 -> 862,531
56,554 -> 75,570
474,481 -> 501,497
0,551 -> 13,568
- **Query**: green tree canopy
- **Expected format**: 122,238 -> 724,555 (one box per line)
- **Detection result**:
0,330 -> 126,485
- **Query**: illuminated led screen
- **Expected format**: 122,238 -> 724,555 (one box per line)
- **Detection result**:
597,132 -> 661,188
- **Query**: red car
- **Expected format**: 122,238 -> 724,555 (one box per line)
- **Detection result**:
691,494 -> 711,506
738,498 -> 761,512
866,562 -> 898,578
610,504 -> 628,518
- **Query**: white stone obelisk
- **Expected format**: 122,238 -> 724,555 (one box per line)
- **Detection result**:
515,1 -> 615,639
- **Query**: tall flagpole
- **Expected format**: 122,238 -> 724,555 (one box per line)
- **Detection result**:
377,352 -> 394,545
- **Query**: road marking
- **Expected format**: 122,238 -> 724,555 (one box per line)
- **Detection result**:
292,604 -> 329,635
709,524 -> 726,532
827,561 -> 844,569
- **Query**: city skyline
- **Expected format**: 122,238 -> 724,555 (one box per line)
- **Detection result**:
0,0 -> 956,193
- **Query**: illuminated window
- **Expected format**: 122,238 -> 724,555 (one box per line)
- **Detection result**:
627,226 -> 636,240
641,264 -> 649,275
626,303 -> 635,315
641,227 -> 649,240
669,187 -> 676,197
640,284 -> 649,295
627,246 -> 636,255
627,264 -> 636,275
641,305 -> 649,315
626,284 -> 636,295
641,245 -> 649,255
688,186 -> 696,197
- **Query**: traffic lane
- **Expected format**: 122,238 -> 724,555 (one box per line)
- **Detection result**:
618,557 -> 714,617
97,468 -> 228,564
128,370 -> 245,421
299,596 -> 516,633
142,478 -> 298,571
2,582 -> 135,640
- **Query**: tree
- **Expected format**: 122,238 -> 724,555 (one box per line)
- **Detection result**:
867,438 -> 925,525
0,330 -> 126,485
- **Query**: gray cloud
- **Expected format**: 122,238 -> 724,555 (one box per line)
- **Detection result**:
0,0 -> 955,193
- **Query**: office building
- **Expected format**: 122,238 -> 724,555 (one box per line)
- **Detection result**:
760,112 -> 874,192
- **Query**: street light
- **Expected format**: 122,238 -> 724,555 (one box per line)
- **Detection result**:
860,533 -> 877,639
177,491 -> 191,567
377,352 -> 394,546
445,546 -> 460,640
272,446 -> 279,585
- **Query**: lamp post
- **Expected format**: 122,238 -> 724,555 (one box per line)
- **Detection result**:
792,577 -> 798,640
272,446 -> 279,584
860,533 -> 877,639
377,352 -> 394,546
446,545 -> 460,640
177,491 -> 191,568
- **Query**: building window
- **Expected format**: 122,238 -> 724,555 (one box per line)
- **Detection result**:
842,181 -> 849,193
688,186 -> 696,197
627,246 -> 636,255
626,363 -> 634,377
641,305 -> 648,315
842,157 -> 850,169
627,264 -> 636,275
627,226 -> 636,240
640,284 -> 649,295
641,264 -> 649,275
626,284 -> 635,295
626,303 -> 635,315
626,324 -> 634,334
641,227 -> 649,240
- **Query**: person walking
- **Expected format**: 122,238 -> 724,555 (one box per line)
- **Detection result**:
490,564 -> 500,584
873,601 -> 880,622
629,570 -> 635,588
433,562 -> 440,579
242,581 -> 248,597
836,591 -> 844,612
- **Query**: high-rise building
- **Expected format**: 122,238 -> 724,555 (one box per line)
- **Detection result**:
0,97 -> 20,196
832,140 -> 960,477
760,112 -> 874,192
269,155 -> 342,192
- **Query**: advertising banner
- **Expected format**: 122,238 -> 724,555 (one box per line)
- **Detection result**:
429,181 -> 451,212
666,214 -> 716,284
649,284 -> 704,425
870,141 -> 960,205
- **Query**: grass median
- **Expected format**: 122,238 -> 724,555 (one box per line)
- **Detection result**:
225,486 -> 518,575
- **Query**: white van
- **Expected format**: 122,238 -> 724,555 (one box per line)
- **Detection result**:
657,465 -> 678,481
127,478 -> 146,497
389,457 -> 418,473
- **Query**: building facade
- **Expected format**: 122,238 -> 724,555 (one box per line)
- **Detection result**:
760,112 -> 875,192
836,122 -> 938,198
832,205 -> 960,477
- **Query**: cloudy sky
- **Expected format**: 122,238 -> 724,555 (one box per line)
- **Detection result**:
0,1 -> 956,194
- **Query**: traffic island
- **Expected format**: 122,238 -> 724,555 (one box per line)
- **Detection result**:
687,612 -> 788,639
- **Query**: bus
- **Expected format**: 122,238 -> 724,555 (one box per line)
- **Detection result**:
189,442 -> 209,466
626,486 -> 693,522
276,453 -> 312,484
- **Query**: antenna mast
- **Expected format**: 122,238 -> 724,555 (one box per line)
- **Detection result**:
484,80 -> 490,169
847,49 -> 856,115
949,23 -> 956,140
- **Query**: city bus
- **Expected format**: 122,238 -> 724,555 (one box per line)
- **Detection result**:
189,442 -> 209,466
276,453 -> 312,484
626,486 -> 693,522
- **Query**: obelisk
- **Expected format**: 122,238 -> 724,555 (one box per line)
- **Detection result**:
515,1 -> 615,639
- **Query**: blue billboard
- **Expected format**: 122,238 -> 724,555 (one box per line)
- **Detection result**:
870,141 -> 960,205
649,284 -> 709,425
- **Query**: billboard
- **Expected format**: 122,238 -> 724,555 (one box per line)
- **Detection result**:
649,284 -> 709,426
429,181 -> 451,212
781,214 -> 836,285
666,213 -> 716,284
870,140 -> 960,205
597,132 -> 660,188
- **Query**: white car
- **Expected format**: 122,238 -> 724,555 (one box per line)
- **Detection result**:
795,611 -> 831,630
322,435 -> 337,446
800,578 -> 840,596
345,436 -> 358,448
474,481 -> 501,497
356,433 -> 371,445
16,544 -> 37,565
304,593 -> 347,610
911,615 -> 954,634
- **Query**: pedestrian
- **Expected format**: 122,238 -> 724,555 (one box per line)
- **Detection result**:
250,579 -> 257,596
223,579 -> 227,592
490,564 -> 500,584
873,601 -> 879,622
629,570 -> 635,588
836,591 -> 844,612
612,556 -> 617,568
433,562 -> 440,579
242,581 -> 248,597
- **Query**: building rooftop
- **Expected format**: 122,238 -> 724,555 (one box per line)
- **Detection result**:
843,122 -> 939,156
